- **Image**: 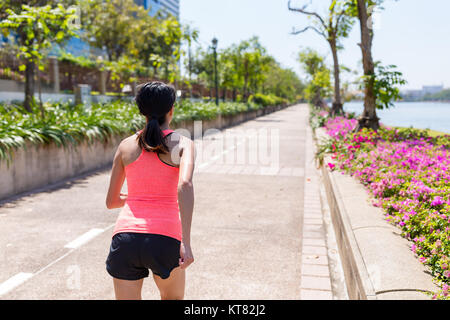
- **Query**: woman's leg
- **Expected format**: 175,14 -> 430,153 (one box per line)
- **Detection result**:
113,278 -> 144,300
152,266 -> 185,300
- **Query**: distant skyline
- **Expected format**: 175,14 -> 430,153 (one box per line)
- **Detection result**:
180,0 -> 450,90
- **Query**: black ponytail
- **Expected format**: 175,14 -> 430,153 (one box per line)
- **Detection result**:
135,81 -> 176,154
138,116 -> 169,154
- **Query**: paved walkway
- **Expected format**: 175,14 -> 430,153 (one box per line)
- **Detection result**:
0,104 -> 346,299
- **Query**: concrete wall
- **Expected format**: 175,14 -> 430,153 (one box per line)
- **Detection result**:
0,79 -> 26,92
0,105 -> 288,201
0,135 -> 125,201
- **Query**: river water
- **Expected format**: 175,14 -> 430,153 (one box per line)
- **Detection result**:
343,101 -> 450,134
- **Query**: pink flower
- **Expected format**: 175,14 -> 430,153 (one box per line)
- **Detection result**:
431,196 -> 444,207
328,162 -> 336,171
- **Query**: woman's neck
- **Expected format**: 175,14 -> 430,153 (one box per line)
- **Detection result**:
159,122 -> 170,131
145,119 -> 170,131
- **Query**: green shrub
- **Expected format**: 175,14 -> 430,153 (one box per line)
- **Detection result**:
0,100 -> 144,164
252,93 -> 288,107
0,98 -> 277,163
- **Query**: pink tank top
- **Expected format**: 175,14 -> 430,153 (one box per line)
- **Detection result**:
112,129 -> 182,241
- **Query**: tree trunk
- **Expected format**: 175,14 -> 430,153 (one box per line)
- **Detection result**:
243,77 -> 248,101
329,39 -> 343,117
313,89 -> 324,109
37,68 -> 45,119
243,61 -> 249,100
222,87 -> 227,102
188,44 -> 193,98
24,60 -> 35,113
356,0 -> 379,131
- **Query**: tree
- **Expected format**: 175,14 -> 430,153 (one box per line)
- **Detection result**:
182,24 -> 199,96
218,45 -> 245,101
262,59 -> 304,102
298,48 -> 332,108
133,14 -> 185,83
289,0 -> 354,116
189,46 -> 215,97
154,16 -> 184,82
190,37 -> 271,101
189,36 -> 303,102
233,37 -> 271,100
79,0 -> 149,62
345,0 -> 379,130
0,3 -> 78,113
368,62 -> 406,109
346,0 -> 403,131
80,0 -> 186,84
218,47 -> 241,101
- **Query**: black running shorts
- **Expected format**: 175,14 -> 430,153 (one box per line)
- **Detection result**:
106,232 -> 181,280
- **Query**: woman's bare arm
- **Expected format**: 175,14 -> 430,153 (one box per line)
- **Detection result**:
177,136 -> 195,269
106,144 -> 127,209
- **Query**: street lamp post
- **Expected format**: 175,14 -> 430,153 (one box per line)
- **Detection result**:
212,37 -> 219,106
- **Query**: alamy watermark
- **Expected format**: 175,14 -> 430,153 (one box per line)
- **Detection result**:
367,5 -> 382,31
168,121 -> 281,171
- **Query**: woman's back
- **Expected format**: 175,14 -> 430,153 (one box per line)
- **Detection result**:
105,81 -> 195,299
113,129 -> 183,241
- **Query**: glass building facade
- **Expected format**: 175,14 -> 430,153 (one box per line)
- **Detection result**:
144,0 -> 180,19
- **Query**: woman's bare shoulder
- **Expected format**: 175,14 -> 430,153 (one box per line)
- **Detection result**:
117,133 -> 140,156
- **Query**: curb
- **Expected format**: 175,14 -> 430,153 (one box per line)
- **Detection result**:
320,152 -> 376,300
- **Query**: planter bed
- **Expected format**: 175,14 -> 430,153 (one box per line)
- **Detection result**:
311,108 -> 449,299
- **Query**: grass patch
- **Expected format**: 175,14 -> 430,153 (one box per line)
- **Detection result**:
390,126 -> 448,138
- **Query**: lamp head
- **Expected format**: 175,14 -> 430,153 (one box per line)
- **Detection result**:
212,37 -> 218,50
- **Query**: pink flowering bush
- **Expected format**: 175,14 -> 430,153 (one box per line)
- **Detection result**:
322,116 -> 450,299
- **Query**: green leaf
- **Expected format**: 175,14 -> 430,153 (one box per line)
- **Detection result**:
55,31 -> 65,41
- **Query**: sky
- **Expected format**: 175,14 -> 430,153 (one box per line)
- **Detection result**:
180,0 -> 450,90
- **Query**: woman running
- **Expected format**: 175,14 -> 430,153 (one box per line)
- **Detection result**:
105,81 -> 195,300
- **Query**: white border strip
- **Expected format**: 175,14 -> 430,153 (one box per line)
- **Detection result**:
64,228 -> 105,249
0,272 -> 33,296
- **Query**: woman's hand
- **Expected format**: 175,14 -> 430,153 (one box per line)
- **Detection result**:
119,193 -> 128,201
179,242 -> 194,269
113,192 -> 127,208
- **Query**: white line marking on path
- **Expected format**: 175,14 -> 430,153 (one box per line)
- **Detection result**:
0,272 -> 33,296
195,140 -> 246,171
0,223 -> 115,297
64,228 -> 105,249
